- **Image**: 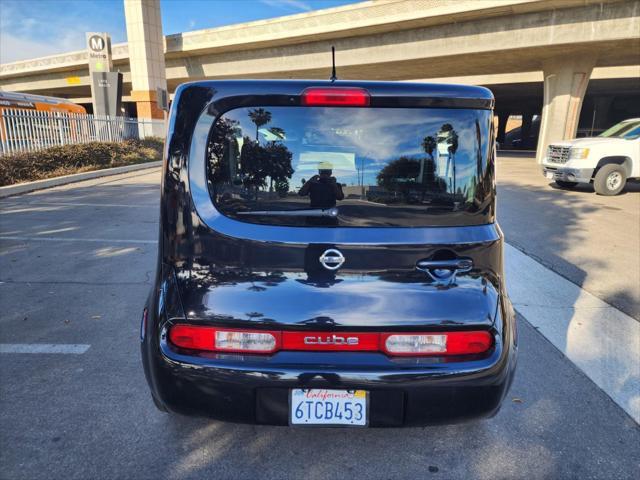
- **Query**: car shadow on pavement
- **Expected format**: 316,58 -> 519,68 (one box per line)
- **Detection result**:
547,179 -> 640,195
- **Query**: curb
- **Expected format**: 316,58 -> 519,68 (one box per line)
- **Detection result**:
0,161 -> 162,198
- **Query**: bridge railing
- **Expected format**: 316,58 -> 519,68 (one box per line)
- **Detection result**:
0,109 -> 164,155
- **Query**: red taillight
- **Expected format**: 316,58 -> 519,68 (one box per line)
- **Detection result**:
381,331 -> 493,356
301,87 -> 370,107
169,325 -> 217,351
168,325 -> 280,353
168,325 -> 492,357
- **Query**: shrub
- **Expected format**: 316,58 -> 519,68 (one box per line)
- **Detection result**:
0,137 -> 164,186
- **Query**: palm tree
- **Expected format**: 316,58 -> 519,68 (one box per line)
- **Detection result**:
447,129 -> 459,206
421,135 -> 437,183
248,108 -> 272,141
422,135 -> 436,157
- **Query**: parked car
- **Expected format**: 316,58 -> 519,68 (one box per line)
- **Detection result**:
542,118 -> 640,195
141,80 -> 517,427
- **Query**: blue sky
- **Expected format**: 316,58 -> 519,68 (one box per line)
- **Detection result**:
0,0 -> 360,64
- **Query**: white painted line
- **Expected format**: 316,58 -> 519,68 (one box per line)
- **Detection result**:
0,236 -> 157,244
0,344 -> 90,354
505,243 -> 640,424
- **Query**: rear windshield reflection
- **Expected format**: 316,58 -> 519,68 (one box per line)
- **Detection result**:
206,106 -> 494,227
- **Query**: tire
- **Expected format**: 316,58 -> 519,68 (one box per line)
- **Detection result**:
594,164 -> 627,196
555,180 -> 578,188
151,393 -> 169,413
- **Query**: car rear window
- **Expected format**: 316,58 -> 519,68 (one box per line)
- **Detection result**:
206,106 -> 494,227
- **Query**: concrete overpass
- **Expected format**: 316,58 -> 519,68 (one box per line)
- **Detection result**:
1,0 -> 639,158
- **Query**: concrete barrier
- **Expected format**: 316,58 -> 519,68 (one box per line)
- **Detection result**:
0,161 -> 162,198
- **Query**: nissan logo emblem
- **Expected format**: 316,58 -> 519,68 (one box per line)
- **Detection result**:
319,249 -> 345,271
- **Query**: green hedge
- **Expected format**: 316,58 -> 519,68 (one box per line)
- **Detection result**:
0,137 -> 164,186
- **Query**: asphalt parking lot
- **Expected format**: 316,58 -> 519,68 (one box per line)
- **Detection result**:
1,157 -> 639,480
497,153 -> 640,320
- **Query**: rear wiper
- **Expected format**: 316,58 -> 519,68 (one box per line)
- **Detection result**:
237,207 -> 339,217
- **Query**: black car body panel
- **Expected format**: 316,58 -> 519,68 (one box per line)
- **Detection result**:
141,80 -> 517,426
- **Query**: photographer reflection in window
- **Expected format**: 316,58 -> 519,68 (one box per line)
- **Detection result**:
298,161 -> 344,209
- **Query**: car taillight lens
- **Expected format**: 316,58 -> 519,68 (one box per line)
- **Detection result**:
168,325 -> 279,353
383,334 -> 447,354
215,330 -> 278,353
301,87 -> 370,106
169,325 -> 216,351
382,331 -> 492,356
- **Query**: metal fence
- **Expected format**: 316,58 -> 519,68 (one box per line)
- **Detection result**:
0,109 -> 164,155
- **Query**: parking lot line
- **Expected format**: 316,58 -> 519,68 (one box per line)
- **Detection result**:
0,235 -> 157,244
0,344 -> 90,354
505,243 -> 640,424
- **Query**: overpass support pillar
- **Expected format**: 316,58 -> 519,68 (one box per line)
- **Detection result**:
536,57 -> 595,163
124,0 -> 167,137
521,111 -> 534,148
496,111 -> 510,145
592,96 -> 614,131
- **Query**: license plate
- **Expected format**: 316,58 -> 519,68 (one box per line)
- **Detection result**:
546,171 -> 554,179
290,389 -> 368,426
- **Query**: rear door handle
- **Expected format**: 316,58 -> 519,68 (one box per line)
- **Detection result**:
416,259 -> 473,272
416,258 -> 473,283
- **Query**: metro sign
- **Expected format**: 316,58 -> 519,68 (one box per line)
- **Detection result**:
88,35 -> 106,52
86,32 -> 112,73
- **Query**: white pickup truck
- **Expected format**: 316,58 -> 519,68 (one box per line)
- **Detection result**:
542,118 -> 640,195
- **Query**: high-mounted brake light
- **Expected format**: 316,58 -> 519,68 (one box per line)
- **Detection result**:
301,87 -> 370,107
381,331 -> 493,356
168,325 -> 492,357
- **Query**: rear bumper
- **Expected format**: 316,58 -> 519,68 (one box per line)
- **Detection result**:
143,330 -> 517,426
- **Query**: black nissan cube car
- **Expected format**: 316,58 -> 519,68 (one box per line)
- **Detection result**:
141,80 -> 517,427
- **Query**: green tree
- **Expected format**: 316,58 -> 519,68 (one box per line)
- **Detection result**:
207,118 -> 239,184
240,137 -> 269,195
376,156 -> 421,201
239,137 -> 294,199
274,179 -> 290,197
263,141 -> 294,192
420,135 -> 437,185
422,135 -> 436,158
